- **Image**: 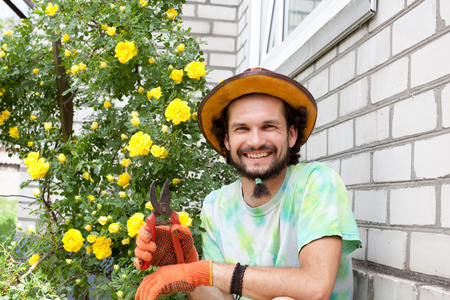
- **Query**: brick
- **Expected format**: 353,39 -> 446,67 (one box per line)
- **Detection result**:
200,36 -> 235,52
371,57 -> 409,103
236,46 -> 246,67
373,274 -> 418,300
315,48 -> 337,70
207,69 -> 234,84
213,21 -> 238,36
316,94 -> 338,127
339,25 -> 367,54
355,106 -> 390,146
414,133 -> 450,179
182,19 -> 211,34
181,4 -> 196,17
390,186 -> 436,225
329,50 -> 356,91
353,227 -> 367,260
236,26 -> 247,50
341,153 -> 371,185
353,268 -> 370,300
339,77 -> 369,117
373,144 -> 412,182
356,27 -> 390,75
210,0 -> 239,5
295,64 -> 314,83
367,229 -> 407,269
0,170 -> 20,196
368,0 -> 404,32
308,68 -> 329,100
197,5 -> 236,21
441,0 -> 450,28
411,32 -> 450,87
410,232 -> 450,278
442,184 -> 450,228
328,120 -> 353,155
209,53 -> 236,68
305,130 -> 327,160
441,84 -> 450,128
238,0 -> 249,19
419,285 -> 450,300
321,159 -> 340,174
392,90 -> 437,138
392,0 -> 436,55
354,190 -> 387,223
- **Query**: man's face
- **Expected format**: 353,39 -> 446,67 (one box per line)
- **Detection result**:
224,94 -> 298,181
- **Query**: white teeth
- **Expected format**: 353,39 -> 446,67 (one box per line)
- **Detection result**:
247,152 -> 269,158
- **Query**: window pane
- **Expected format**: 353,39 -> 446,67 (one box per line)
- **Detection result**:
285,0 -> 323,36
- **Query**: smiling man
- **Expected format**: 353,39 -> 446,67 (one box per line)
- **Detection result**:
134,68 -> 361,300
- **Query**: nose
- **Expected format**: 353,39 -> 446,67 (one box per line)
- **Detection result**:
246,128 -> 265,148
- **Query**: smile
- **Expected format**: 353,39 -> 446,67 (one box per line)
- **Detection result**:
245,152 -> 271,159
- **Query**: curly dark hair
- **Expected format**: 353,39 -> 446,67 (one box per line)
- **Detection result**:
211,93 -> 308,166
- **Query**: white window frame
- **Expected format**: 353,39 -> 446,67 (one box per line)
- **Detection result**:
248,0 -> 377,77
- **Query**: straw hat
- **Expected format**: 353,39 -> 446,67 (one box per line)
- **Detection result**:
197,68 -> 317,157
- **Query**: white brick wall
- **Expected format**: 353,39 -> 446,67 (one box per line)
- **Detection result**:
370,57 -> 409,104
368,0 -> 404,32
340,153 -> 371,185
213,21 -> 238,36
420,285 -> 450,300
339,77 -> 369,117
373,274 -> 418,300
197,5 -> 236,21
315,94 -> 338,127
305,130 -> 327,160
441,83 -> 450,128
356,27 -> 390,75
442,184 -> 450,228
414,132 -> 450,179
327,120 -> 353,154
410,232 -> 450,278
307,69 -> 329,100
329,51 -> 356,91
354,190 -> 387,223
367,229 -> 407,269
355,106 -> 390,146
373,144 -> 412,182
390,186 -> 436,225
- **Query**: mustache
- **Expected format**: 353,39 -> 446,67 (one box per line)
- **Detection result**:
237,145 -> 277,156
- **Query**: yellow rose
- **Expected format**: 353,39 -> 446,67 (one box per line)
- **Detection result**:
0,50 -> 5,58
108,223 -> 120,233
33,68 -> 39,75
120,6 -> 125,12
172,178 -> 180,185
9,127 -> 19,139
161,125 -> 168,133
128,131 -> 152,157
145,201 -> 153,210
78,62 -> 86,70
115,41 -> 137,64
101,24 -> 108,31
130,116 -> 140,126
35,92 -> 40,97
138,86 -> 144,93
84,224 -> 92,231
71,65 -> 79,75
27,225 -> 36,233
24,152 -> 39,167
100,61 -> 107,68
87,234 -> 97,243
192,112 -> 197,120
148,57 -> 155,64
166,8 -> 178,19
110,4 -> 115,9
177,43 -> 185,52
83,172 -> 90,180
1,44 -> 6,50
62,34 -> 70,42
33,188 -> 40,196
150,145 -> 168,159
117,172 -> 130,188
184,61 -> 206,80
27,158 -> 50,179
127,213 -> 145,238
28,141 -> 34,147
117,291 -> 123,298
121,134 -> 127,140
119,191 -> 126,198
2,30 -> 13,36
29,254 -> 40,265
66,259 -> 72,264
178,211 -> 192,227
58,153 -> 66,163
121,238 -> 130,245
104,100 -> 111,108
131,111 -> 139,118
106,174 -> 115,182
64,49 -> 71,57
44,122 -> 52,130
147,87 -> 162,100
107,27 -> 116,36
49,46 -> 53,52
86,245 -> 93,254
91,121 -> 98,130
62,229 -> 85,253
165,98 -> 191,125
140,0 -> 148,7
93,236 -> 113,260
169,69 -> 183,84
121,158 -> 131,168
45,3 -> 58,16
2,109 -> 10,119
98,216 -> 108,225
88,195 -> 95,202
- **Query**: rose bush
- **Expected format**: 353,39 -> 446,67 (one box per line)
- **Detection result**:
0,0 -> 236,299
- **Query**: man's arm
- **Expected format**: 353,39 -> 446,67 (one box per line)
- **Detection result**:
189,236 -> 342,300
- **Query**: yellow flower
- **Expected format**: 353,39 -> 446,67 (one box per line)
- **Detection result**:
98,216 -> 108,225
131,111 -> 139,118
9,127 -> 19,138
166,8 -> 178,19
121,134 -> 127,140
87,234 -> 97,243
120,6 -> 125,12
165,98 -> 191,125
117,172 -> 130,188
62,34 -> 70,42
130,116 -> 140,126
161,125 -> 168,133
27,225 -> 36,233
49,46 -> 53,52
28,141 -> 33,147
3,66 -> 8,70
192,112 -> 197,120
27,158 -> 49,179
121,238 -> 130,245
127,212 -> 145,238
71,65 -> 79,75
115,41 -> 137,64
91,121 -> 98,130
44,122 -> 52,130
2,30 -> 13,37
117,291 -> 123,298
104,100 -> 111,108
2,109 -> 10,119
84,224 -> 92,231
106,174 -> 115,182
119,191 -> 126,198
108,223 -> 120,233
93,236 -> 113,260
45,3 -> 58,16
121,158 -> 131,168
62,229 -> 85,253
150,145 -> 168,159
86,245 -> 93,254
169,69 -> 183,84
1,44 -> 6,50
64,49 -> 71,57
0,50 -> 5,58
33,188 -> 40,196
140,0 -> 148,7
88,195 -> 95,202
138,86 -> 144,93
33,68 -> 39,75
66,259 -> 72,264
145,201 -> 153,210
24,152 -> 39,167
184,61 -> 206,80
29,254 -> 40,265
101,24 -> 108,31
178,212 -> 193,227
148,57 -> 155,64
177,43 -> 185,52
147,87 -> 161,100
76,279 -> 81,284
58,153 -> 66,163
78,63 -> 86,70
83,172 -> 90,180
107,27 -> 116,36
128,131 -> 152,157
172,178 -> 180,185
100,61 -> 107,68
35,92 -> 40,97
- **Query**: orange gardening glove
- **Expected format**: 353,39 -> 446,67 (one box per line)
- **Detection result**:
135,260 -> 212,300
134,224 -> 198,270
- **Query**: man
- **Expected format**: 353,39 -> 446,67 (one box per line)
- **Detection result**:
134,68 -> 361,300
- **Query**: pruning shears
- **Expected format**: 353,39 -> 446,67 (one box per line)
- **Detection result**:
140,179 -> 184,270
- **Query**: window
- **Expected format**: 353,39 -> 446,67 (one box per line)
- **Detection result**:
248,0 -> 377,76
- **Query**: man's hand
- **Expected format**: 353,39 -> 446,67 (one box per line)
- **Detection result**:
135,260 -> 212,300
134,224 -> 198,269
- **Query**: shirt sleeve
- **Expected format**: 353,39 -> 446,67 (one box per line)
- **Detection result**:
297,163 -> 361,257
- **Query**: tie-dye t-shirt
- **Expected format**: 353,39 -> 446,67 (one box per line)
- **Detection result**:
200,162 -> 361,299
